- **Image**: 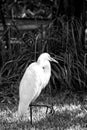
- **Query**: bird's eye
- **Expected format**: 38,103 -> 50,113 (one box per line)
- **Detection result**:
42,67 -> 45,70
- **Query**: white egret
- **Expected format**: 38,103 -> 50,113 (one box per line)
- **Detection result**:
18,53 -> 58,123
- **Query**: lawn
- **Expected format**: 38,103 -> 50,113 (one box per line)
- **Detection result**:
0,92 -> 87,130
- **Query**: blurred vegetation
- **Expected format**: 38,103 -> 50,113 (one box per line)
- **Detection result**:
0,0 -> 86,105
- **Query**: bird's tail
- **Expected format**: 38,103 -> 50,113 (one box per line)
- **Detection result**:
17,101 -> 29,119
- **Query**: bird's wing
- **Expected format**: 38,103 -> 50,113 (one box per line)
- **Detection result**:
19,63 -> 43,105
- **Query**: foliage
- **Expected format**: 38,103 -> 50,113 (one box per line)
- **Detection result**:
0,15 -> 86,104
43,16 -> 86,94
1,0 -> 53,19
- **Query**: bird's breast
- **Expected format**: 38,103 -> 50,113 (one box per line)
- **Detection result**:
29,62 -> 51,89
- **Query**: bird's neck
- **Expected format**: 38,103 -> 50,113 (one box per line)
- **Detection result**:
37,60 -> 51,88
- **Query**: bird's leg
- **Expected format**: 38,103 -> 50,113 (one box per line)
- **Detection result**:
30,104 -> 32,125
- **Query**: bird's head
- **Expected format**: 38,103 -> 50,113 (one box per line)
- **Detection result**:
37,53 -> 58,64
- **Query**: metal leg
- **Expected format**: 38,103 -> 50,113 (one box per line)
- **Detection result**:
30,104 -> 32,125
30,104 -> 53,113
31,104 -> 54,118
48,103 -> 55,115
29,103 -> 55,124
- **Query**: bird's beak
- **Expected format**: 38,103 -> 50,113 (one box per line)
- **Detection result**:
50,57 -> 58,63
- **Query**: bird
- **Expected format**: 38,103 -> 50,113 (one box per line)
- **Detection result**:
18,53 -> 58,123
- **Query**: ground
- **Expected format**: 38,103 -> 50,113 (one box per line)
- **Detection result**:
0,92 -> 87,130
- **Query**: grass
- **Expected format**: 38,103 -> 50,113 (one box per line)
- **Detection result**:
0,91 -> 87,130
